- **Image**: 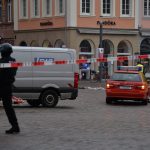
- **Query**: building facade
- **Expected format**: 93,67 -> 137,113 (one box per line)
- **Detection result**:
13,0 -> 150,77
0,0 -> 15,44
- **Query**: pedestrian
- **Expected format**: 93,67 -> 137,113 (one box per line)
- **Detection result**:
0,43 -> 20,134
136,61 -> 144,73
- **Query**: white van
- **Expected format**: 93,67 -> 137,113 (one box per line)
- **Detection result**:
11,46 -> 79,107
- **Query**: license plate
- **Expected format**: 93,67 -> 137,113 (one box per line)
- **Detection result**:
119,86 -> 132,90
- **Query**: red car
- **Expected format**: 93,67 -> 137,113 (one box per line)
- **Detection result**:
106,69 -> 150,105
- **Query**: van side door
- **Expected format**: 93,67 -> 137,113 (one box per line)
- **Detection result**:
12,50 -> 33,99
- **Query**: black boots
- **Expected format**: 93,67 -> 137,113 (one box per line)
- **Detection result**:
5,126 -> 20,134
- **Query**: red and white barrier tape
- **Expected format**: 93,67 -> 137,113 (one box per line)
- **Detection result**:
0,54 -> 150,68
12,96 -> 24,104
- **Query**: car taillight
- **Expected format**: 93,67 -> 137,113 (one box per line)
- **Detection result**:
106,83 -> 110,88
136,85 -> 145,90
106,83 -> 114,89
141,85 -> 145,90
74,72 -> 79,88
134,84 -> 146,90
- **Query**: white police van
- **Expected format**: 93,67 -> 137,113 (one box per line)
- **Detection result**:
11,46 -> 79,107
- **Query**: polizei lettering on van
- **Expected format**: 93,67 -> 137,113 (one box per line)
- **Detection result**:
34,57 -> 54,62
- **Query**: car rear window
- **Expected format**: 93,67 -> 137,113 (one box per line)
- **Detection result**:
110,73 -> 142,82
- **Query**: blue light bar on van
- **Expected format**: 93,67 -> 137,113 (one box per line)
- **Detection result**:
117,66 -> 142,71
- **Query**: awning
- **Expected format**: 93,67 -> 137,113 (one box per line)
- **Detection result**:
140,30 -> 150,37
117,53 -> 131,56
79,52 -> 94,55
141,32 -> 150,36
140,49 -> 150,55
77,28 -> 138,35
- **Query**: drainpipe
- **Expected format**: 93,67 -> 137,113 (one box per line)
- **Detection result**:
64,0 -> 67,47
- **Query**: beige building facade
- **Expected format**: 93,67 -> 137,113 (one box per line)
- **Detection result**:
13,0 -> 150,77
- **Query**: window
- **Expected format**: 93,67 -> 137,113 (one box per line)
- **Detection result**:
46,0 -> 50,15
42,0 -> 52,17
7,0 -> 12,22
22,0 -> 26,17
111,73 -> 141,82
20,0 -> 28,19
144,0 -> 150,16
55,0 -> 65,16
59,0 -> 63,14
121,0 -> 133,17
101,0 -> 115,17
0,0 -> 2,22
31,0 -> 40,18
80,0 -> 95,16
81,0 -> 90,14
103,0 -> 111,15
34,0 -> 38,16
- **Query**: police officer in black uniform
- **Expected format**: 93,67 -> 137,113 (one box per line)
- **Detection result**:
0,43 -> 20,134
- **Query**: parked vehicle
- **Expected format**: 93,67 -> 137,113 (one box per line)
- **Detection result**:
11,46 -> 79,107
106,66 -> 150,105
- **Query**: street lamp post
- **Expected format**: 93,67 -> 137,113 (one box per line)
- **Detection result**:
96,19 -> 116,82
97,21 -> 103,48
97,21 -> 103,83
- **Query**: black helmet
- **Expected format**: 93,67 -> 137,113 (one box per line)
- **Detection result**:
0,43 -> 13,57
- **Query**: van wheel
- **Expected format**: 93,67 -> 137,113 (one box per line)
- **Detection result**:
41,90 -> 58,107
27,100 -> 41,107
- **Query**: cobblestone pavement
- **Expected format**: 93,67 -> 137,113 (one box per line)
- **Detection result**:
79,79 -> 106,89
0,86 -> 150,150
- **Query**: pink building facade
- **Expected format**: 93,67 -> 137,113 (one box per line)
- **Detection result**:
0,0 -> 15,45
13,0 -> 150,76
